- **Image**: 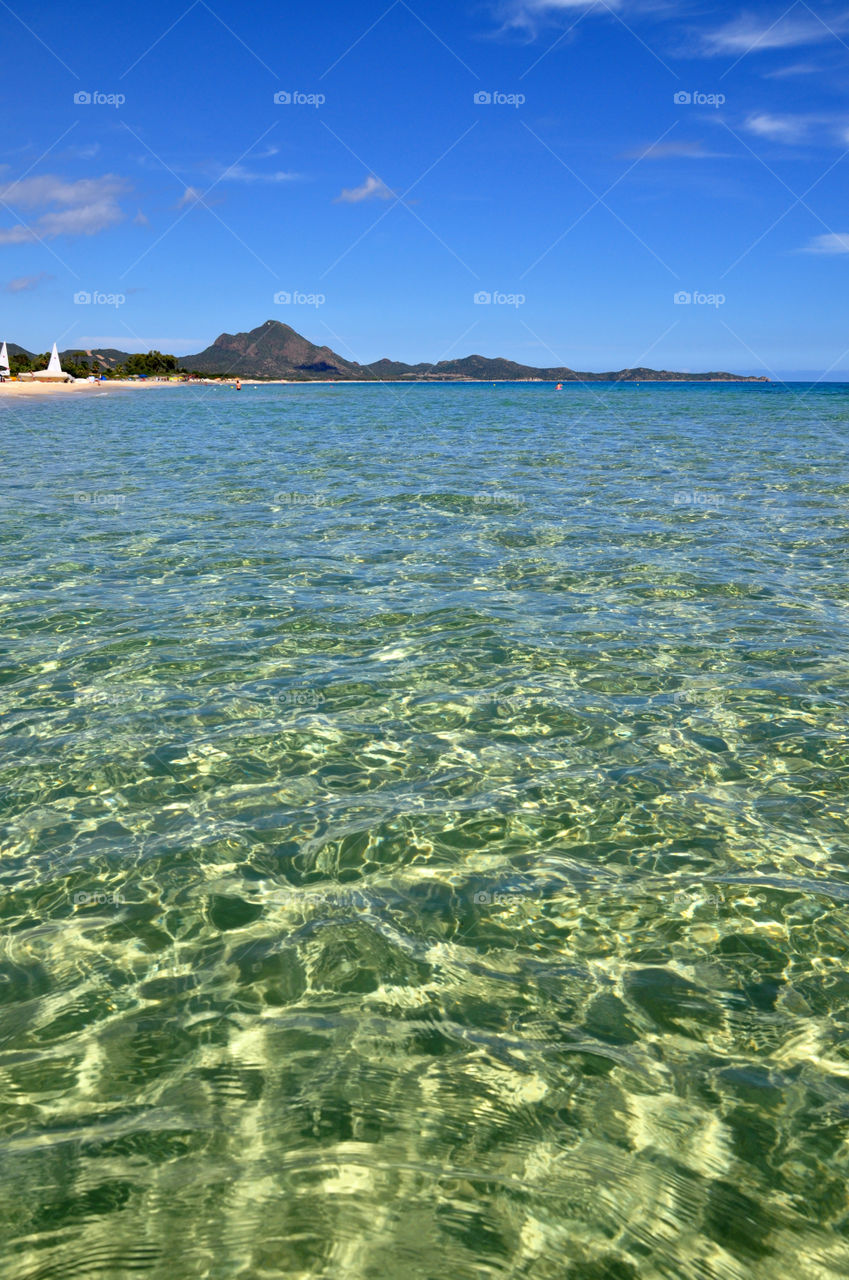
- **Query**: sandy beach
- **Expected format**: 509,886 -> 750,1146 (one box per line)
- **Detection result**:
0,378 -> 221,397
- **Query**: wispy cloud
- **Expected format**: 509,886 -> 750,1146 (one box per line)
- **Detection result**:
0,175 -> 125,209
498,0 -> 621,31
702,12 -> 849,56
516,0 -> 620,10
335,175 -> 394,203
174,185 -> 230,211
5,271 -> 53,293
65,142 -> 101,160
175,186 -> 203,209
743,110 -> 849,144
744,111 -> 811,142
0,226 -> 37,245
763,61 -> 818,77
220,164 -> 299,183
799,231 -> 849,253
624,140 -> 727,159
38,203 -> 123,236
0,174 -> 127,244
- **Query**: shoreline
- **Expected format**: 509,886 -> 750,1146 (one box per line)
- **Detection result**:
0,378 -> 190,397
0,376 -> 774,398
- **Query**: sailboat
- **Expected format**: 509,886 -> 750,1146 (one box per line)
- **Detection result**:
0,342 -> 9,379
17,342 -> 73,382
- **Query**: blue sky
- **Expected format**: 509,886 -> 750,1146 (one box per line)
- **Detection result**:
1,0 -> 848,376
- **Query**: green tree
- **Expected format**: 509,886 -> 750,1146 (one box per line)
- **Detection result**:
120,351 -> 178,376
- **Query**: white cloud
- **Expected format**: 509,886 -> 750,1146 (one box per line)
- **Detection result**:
496,0 -> 620,34
0,174 -> 124,209
5,272 -> 52,292
742,111 -> 849,144
799,232 -> 849,254
0,174 -> 127,244
521,0 -> 618,8
508,0 -> 620,17
65,143 -> 101,160
38,201 -> 124,237
744,111 -> 811,142
702,12 -> 847,55
220,164 -> 299,183
176,186 -> 203,208
0,225 -> 38,245
626,140 -> 726,159
763,61 -> 818,77
335,175 -> 394,203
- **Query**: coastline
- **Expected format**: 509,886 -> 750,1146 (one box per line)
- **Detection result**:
0,376 -> 772,398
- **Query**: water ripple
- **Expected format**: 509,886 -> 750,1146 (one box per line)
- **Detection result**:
1,384 -> 849,1279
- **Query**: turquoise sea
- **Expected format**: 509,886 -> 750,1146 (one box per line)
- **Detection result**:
1,382 -> 848,1279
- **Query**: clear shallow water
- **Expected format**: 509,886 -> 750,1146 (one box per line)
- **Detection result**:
1,381 -> 849,1280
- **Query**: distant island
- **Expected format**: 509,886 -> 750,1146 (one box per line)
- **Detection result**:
6,321 -> 769,383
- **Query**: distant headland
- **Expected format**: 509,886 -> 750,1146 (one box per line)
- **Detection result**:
5,320 -> 769,383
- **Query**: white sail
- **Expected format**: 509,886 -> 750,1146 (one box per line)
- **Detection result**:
17,341 -> 72,381
0,342 -> 8,375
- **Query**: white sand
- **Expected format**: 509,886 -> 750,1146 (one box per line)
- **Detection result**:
0,378 -> 195,397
